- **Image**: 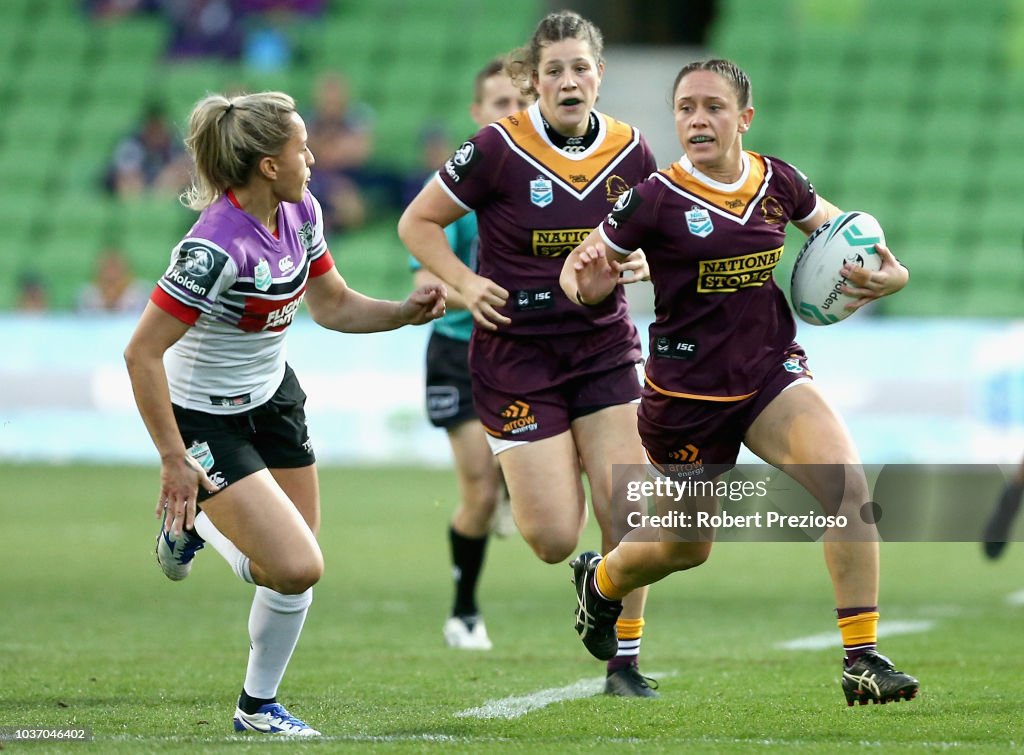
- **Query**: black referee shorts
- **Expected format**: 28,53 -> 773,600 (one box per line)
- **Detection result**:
424,331 -> 477,429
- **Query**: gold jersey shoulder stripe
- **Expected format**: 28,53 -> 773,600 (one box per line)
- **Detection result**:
660,151 -> 768,218
494,113 -> 638,195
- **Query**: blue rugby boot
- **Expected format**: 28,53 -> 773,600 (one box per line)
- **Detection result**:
154,512 -> 205,581
233,702 -> 321,736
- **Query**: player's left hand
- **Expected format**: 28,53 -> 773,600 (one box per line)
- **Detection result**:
400,283 -> 447,325
573,242 -> 621,305
840,244 -> 909,310
156,453 -> 219,537
617,249 -> 650,284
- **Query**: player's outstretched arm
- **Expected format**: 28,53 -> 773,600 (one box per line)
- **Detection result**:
305,268 -> 446,333
399,180 -> 510,330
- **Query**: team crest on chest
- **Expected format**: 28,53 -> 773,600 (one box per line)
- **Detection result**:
605,174 -> 629,203
297,220 -> 315,249
254,258 -> 272,291
686,206 -> 714,238
530,176 -> 553,208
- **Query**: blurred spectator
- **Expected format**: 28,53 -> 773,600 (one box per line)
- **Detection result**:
16,273 -> 49,313
160,0 -> 322,62
240,2 -> 323,71
401,122 -> 454,209
105,102 -> 191,200
244,22 -> 293,71
76,249 -> 150,314
238,0 -> 323,13
162,0 -> 245,60
305,72 -> 375,233
84,0 -> 160,19
304,71 -> 407,233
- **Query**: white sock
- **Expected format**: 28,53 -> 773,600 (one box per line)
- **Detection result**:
193,511 -> 254,584
615,637 -> 641,661
243,587 -> 313,700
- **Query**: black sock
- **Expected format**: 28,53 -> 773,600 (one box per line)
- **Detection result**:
450,525 -> 488,618
984,482 -> 1024,555
238,689 -> 275,715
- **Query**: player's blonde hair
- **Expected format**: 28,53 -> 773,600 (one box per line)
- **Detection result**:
506,10 -> 604,98
672,59 -> 753,110
180,91 -> 298,211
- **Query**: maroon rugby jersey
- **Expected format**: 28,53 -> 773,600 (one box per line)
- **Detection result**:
599,151 -> 818,400
435,102 -> 657,336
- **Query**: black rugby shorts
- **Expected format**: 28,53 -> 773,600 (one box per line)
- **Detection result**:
172,364 -> 316,502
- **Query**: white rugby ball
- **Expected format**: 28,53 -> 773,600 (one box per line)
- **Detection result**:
790,210 -> 885,326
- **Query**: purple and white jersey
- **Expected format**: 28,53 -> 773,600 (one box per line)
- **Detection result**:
599,151 -> 819,401
435,102 -> 657,336
152,190 -> 334,414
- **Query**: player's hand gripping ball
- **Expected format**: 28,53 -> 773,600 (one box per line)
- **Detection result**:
790,211 -> 885,325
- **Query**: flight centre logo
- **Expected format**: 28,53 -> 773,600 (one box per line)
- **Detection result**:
500,400 -> 538,435
697,246 -> 783,293
531,228 -> 591,257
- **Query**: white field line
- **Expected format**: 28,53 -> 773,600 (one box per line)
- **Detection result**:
456,670 -> 677,720
1007,589 -> 1024,606
455,676 -> 605,719
107,733 -> 983,748
775,620 -> 935,651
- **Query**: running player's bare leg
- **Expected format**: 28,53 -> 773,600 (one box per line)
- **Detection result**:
272,464 -> 321,536
448,419 -> 502,538
743,383 -> 917,705
201,468 -> 323,594
601,489 -> 715,592
499,433 -> 586,563
744,382 -> 879,608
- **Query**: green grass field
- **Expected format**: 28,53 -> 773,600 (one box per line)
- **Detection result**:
2,463 -> 1022,753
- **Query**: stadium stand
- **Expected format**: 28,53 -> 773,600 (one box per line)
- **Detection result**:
711,0 -> 1024,317
1,0 -> 1020,315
